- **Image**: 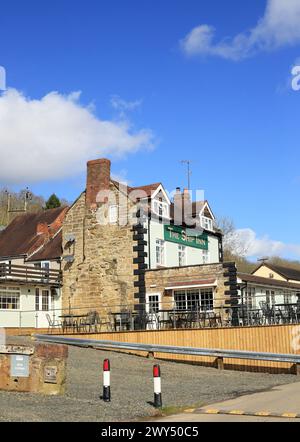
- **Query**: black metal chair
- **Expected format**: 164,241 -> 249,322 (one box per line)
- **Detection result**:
113,311 -> 132,331
46,314 -> 62,334
79,311 -> 99,332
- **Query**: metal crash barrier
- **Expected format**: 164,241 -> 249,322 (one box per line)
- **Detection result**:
35,334 -> 300,372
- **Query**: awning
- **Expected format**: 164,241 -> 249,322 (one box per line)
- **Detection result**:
165,278 -> 217,290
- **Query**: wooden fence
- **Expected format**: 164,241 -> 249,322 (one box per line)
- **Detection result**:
5,324 -> 300,374
62,324 -> 300,374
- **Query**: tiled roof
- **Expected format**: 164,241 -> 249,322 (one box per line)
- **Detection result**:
27,230 -> 63,262
0,207 -> 67,259
112,180 -> 161,198
238,272 -> 300,290
253,263 -> 300,282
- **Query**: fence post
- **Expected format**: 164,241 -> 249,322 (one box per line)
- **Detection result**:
216,357 -> 224,370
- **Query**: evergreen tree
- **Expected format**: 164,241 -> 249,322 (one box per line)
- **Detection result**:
45,194 -> 61,210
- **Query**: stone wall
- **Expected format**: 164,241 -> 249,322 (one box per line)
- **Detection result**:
145,262 -> 234,311
0,343 -> 67,395
62,185 -> 138,320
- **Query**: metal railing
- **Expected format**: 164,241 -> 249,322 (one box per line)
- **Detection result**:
35,334 -> 300,365
3,297 -> 300,330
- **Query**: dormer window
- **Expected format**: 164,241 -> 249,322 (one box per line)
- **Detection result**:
201,216 -> 213,232
153,200 -> 169,218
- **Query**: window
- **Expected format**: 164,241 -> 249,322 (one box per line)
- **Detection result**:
174,288 -> 214,312
284,291 -> 291,305
178,245 -> 186,267
147,295 -> 160,314
0,287 -> 20,310
201,216 -> 213,231
109,205 -> 118,224
42,290 -> 49,311
153,200 -> 169,218
35,288 -> 40,311
244,286 -> 256,309
156,239 -> 165,266
202,250 -> 210,264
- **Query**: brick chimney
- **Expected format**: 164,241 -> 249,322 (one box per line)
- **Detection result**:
86,158 -> 111,208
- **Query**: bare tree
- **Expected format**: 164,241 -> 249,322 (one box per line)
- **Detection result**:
216,216 -> 249,257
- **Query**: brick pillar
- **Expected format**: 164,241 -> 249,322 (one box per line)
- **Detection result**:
86,158 -> 111,208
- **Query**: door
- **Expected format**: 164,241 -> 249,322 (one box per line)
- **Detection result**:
146,293 -> 161,330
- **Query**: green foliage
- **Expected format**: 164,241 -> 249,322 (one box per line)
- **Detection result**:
45,194 -> 61,210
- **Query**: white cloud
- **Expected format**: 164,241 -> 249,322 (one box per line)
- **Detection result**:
0,89 -> 153,184
229,228 -> 300,259
110,95 -> 142,113
180,0 -> 300,60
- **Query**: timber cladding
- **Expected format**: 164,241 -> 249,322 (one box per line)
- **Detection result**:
61,324 -> 300,374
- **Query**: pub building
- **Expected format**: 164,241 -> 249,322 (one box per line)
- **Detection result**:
62,158 -> 235,329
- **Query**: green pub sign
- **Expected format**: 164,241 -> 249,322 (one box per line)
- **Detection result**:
164,225 -> 208,250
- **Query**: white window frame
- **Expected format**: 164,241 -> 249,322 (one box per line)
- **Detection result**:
0,287 -> 21,310
173,288 -> 214,312
202,249 -> 210,264
41,289 -> 50,312
109,205 -> 119,224
156,239 -> 165,266
178,245 -> 186,267
201,216 -> 213,232
146,293 -> 161,314
152,199 -> 169,218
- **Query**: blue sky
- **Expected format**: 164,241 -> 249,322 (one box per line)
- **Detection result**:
0,0 -> 300,259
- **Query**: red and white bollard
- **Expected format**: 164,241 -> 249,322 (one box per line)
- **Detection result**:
102,359 -> 111,402
153,364 -> 162,408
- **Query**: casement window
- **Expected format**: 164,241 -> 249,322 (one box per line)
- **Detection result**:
156,239 -> 165,266
153,200 -> 169,218
42,290 -> 49,312
178,245 -> 186,267
109,205 -> 119,224
201,216 -> 213,231
202,250 -> 210,264
0,287 -> 20,310
174,288 -> 214,312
